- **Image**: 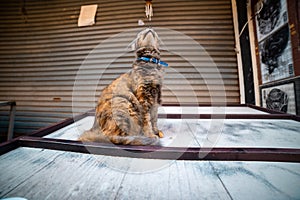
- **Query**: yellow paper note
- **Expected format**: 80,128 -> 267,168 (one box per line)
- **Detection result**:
78,4 -> 98,27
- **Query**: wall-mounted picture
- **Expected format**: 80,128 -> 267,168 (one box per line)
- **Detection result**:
255,0 -> 289,42
259,24 -> 294,83
262,83 -> 296,114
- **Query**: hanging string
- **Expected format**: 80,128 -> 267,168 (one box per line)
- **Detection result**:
145,0 -> 153,21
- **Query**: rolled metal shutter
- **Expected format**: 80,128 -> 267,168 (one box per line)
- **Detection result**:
0,0 -> 239,138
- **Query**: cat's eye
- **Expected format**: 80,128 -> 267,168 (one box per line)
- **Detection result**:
151,88 -> 157,95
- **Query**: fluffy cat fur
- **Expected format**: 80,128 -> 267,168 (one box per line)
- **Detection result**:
79,28 -> 164,145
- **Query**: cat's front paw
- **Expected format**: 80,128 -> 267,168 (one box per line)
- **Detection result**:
157,130 -> 164,138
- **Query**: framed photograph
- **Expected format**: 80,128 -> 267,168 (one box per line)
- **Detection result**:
255,0 -> 289,42
261,82 -> 296,114
258,24 -> 294,84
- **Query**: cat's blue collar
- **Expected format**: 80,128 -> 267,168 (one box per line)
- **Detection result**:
137,56 -> 168,67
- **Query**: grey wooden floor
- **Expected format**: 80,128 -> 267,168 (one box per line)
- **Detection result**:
45,116 -> 300,148
1,107 -> 300,199
1,147 -> 300,200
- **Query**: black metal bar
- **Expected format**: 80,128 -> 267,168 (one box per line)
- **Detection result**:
161,103 -> 243,107
7,103 -> 16,140
0,101 -> 16,107
87,112 -> 294,119
0,101 -> 16,141
16,136 -> 300,163
247,104 -> 287,114
0,137 -> 20,155
1,105 -> 299,163
247,104 -> 300,122
158,113 -> 296,119
29,112 -> 89,137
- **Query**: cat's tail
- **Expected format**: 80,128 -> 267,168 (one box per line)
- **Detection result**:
78,130 -> 159,146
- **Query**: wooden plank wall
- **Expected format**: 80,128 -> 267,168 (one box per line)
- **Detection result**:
0,0 -> 239,140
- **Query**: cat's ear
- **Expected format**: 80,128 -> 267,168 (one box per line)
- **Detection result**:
127,38 -> 137,52
159,39 -> 169,51
157,36 -> 169,52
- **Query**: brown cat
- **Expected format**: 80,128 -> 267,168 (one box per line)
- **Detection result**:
79,28 -> 166,145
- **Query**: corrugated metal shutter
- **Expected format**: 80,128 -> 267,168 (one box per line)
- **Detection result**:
0,0 -> 239,139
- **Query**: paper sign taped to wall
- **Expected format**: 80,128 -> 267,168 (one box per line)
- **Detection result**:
78,4 -> 98,27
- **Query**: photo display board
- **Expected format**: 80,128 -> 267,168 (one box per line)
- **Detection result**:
261,82 -> 296,114
255,0 -> 294,84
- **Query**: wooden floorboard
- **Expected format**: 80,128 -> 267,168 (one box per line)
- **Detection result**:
0,148 -> 231,199
44,117 -> 300,149
0,148 -> 65,197
1,147 -> 299,200
186,118 -> 300,149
